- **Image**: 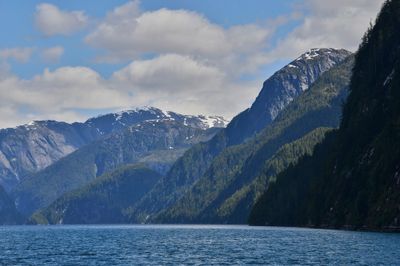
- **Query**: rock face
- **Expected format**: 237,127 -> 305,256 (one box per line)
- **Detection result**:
0,121 -> 97,191
249,0 -> 400,230
127,49 -> 352,222
0,107 -> 227,191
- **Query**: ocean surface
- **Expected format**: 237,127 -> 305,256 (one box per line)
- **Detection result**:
0,225 -> 399,265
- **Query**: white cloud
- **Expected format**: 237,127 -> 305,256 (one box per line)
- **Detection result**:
0,48 -> 33,63
0,56 -> 260,128
41,46 -> 64,63
35,3 -> 88,36
110,54 -> 257,117
112,54 -> 224,92
85,1 -> 273,65
269,0 -> 386,60
28,67 -> 130,110
0,66 -> 133,128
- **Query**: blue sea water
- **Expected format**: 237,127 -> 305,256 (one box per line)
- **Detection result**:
0,225 -> 399,265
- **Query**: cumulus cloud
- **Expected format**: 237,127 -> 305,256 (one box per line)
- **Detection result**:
85,0 -> 273,66
0,57 -> 259,128
0,48 -> 33,63
269,0 -> 386,60
110,54 -> 256,116
18,67 -> 129,110
35,3 -> 88,36
0,67 -> 133,128
41,46 -> 64,63
112,54 -> 224,92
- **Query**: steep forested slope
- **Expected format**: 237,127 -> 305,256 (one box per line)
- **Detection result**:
249,0 -> 400,231
31,165 -> 161,224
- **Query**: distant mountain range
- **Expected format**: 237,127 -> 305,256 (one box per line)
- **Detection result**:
2,109 -> 226,216
14,118 -> 224,216
0,107 -> 227,191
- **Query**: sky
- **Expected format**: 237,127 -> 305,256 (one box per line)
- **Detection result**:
0,0 -> 385,128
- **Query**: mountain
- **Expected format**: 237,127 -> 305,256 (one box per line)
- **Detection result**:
0,185 -> 22,225
127,49 -> 352,223
31,164 -> 161,224
12,118 -> 220,216
226,48 -> 351,146
249,0 -> 400,231
85,107 -> 228,132
0,107 -> 227,191
154,55 -> 353,224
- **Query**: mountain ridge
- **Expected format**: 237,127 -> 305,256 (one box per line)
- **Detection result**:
0,107 -> 227,191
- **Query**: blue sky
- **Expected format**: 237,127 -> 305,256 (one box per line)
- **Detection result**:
0,0 -> 297,78
0,0 -> 385,127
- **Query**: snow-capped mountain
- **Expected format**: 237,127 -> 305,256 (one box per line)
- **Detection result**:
86,107 -> 228,133
0,107 -> 227,191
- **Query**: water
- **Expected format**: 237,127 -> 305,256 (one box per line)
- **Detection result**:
0,225 -> 399,265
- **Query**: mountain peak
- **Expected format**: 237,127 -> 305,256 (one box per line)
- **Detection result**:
296,48 -> 352,62
85,107 -> 228,132
225,47 -> 352,146
7,120 -> 61,131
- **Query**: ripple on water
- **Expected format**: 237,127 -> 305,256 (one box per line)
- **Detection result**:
0,225 -> 399,265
